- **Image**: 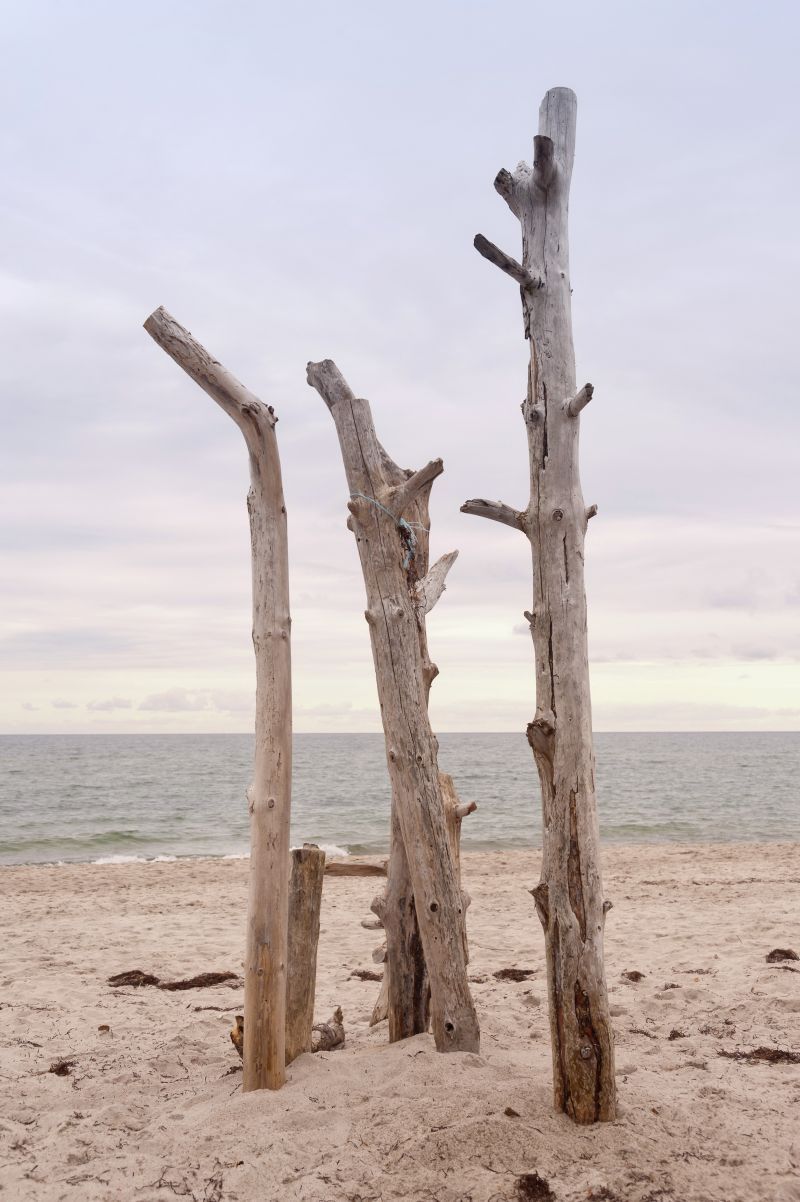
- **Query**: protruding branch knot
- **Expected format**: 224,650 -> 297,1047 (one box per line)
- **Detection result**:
527,716 -> 555,767
494,167 -> 521,217
389,458 -> 443,517
414,550 -> 458,615
460,498 -> 526,531
473,234 -> 543,292
422,661 -> 439,691
531,882 -> 550,928
566,383 -> 594,418
532,135 -> 556,189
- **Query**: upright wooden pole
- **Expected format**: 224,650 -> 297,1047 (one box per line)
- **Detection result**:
285,844 -> 326,1064
462,88 -> 616,1122
144,307 -> 291,1092
307,360 -> 480,1053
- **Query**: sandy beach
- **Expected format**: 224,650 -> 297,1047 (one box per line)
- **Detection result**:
1,843 -> 798,1202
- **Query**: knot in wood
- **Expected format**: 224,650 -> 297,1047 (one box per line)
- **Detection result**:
580,1044 -> 593,1060
267,797 -> 275,810
552,508 -> 564,522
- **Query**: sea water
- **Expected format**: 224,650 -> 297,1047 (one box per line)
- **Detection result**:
0,732 -> 798,866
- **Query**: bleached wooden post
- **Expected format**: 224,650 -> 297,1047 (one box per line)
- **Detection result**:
307,360 -> 480,1053
285,844 -> 326,1063
144,307 -> 291,1092
462,88 -> 616,1122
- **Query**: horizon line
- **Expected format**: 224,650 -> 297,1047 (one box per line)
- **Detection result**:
2,729 -> 798,737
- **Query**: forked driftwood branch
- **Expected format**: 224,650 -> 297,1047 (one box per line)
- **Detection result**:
462,88 -> 616,1122
144,307 -> 291,1092
307,360 -> 479,1053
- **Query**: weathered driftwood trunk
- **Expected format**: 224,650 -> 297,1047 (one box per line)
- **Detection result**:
370,772 -> 475,1029
144,307 -> 291,1093
440,772 -> 476,964
285,844 -> 326,1063
462,88 -> 616,1122
307,360 -> 479,1053
369,474 -> 444,1040
368,529 -> 469,1037
371,809 -> 430,1038
360,455 -> 473,1037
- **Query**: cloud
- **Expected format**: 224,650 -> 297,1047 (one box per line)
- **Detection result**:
731,646 -> 778,662
209,689 -> 253,713
21,701 -> 39,711
138,688 -> 212,712
0,627 -> 137,669
87,696 -> 132,712
51,698 -> 77,709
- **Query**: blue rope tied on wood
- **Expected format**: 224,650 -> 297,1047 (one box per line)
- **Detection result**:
349,492 -> 429,570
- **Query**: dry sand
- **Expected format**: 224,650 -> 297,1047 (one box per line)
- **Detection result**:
1,843 -> 799,1202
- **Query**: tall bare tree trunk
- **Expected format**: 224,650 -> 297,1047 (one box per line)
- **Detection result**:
368,472 -> 444,1041
307,360 -> 479,1053
368,493 -> 471,1039
144,307 -> 291,1092
462,88 -> 616,1122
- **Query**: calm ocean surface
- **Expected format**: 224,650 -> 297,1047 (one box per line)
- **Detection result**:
0,733 -> 798,867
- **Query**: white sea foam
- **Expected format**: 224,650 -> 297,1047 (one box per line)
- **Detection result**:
311,843 -> 349,859
92,854 -> 144,865
92,853 -> 178,866
221,843 -> 350,861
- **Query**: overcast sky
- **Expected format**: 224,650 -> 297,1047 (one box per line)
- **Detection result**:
2,0 -> 799,734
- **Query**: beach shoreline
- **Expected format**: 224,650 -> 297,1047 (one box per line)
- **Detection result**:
1,842 -> 798,1201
